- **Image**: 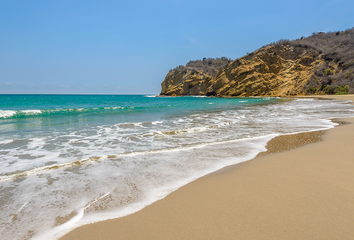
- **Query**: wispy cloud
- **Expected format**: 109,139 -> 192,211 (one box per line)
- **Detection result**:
184,35 -> 197,45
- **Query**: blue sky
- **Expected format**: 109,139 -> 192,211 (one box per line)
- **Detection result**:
1,0 -> 353,94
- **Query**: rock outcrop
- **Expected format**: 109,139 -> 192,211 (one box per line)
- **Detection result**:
206,45 -> 323,96
160,28 -> 354,96
160,70 -> 211,96
161,45 -> 323,97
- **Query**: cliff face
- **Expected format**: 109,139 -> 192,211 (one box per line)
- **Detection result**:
206,45 -> 323,96
160,69 -> 212,96
162,28 -> 354,96
161,45 -> 323,97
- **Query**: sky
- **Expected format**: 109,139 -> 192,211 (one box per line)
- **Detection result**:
1,0 -> 354,94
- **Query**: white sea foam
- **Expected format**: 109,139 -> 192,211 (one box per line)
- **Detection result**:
0,139 -> 13,145
27,135 -> 275,240
0,110 -> 16,118
21,110 -> 42,115
1,97 -> 354,240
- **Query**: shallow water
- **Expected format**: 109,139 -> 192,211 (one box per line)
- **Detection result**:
0,95 -> 353,240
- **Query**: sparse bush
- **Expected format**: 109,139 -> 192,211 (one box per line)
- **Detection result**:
171,57 -> 233,78
306,87 -> 318,95
349,83 -> 354,94
334,85 -> 349,95
344,70 -> 353,79
320,85 -> 329,93
324,68 -> 334,75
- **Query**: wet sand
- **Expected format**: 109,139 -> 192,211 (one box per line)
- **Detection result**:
60,95 -> 354,240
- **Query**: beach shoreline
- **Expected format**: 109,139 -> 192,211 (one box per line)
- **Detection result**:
59,95 -> 354,240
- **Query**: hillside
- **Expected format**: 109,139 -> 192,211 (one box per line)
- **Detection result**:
160,57 -> 231,96
160,28 -> 354,96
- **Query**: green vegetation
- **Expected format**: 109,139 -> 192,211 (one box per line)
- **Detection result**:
306,87 -> 318,94
305,84 -> 350,95
334,85 -> 349,95
324,69 -> 334,75
320,85 -> 329,93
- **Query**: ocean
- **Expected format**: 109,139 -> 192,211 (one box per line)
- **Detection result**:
1,94 -> 353,240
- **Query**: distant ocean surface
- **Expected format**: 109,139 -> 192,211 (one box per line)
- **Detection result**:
1,94 -> 354,240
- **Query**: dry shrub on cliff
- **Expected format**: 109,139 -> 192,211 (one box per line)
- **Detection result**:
170,57 -> 232,78
166,28 -> 354,95
267,27 -> 354,94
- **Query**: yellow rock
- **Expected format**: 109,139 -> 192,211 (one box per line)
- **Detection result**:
160,45 -> 324,97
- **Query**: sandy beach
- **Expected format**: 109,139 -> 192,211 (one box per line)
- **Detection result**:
60,95 -> 354,240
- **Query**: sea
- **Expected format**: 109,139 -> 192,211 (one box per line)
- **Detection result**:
0,94 -> 353,240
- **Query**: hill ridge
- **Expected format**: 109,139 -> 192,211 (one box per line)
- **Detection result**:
160,28 -> 354,96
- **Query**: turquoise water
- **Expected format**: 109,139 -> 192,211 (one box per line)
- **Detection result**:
1,94 -> 353,240
0,94 -> 275,131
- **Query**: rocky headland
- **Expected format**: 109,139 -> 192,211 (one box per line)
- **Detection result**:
160,28 -> 354,97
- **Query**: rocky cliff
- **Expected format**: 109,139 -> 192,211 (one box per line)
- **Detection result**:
161,28 -> 354,96
205,45 -> 323,96
160,70 -> 211,96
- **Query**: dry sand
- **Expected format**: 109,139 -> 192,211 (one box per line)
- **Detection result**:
60,95 -> 354,240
